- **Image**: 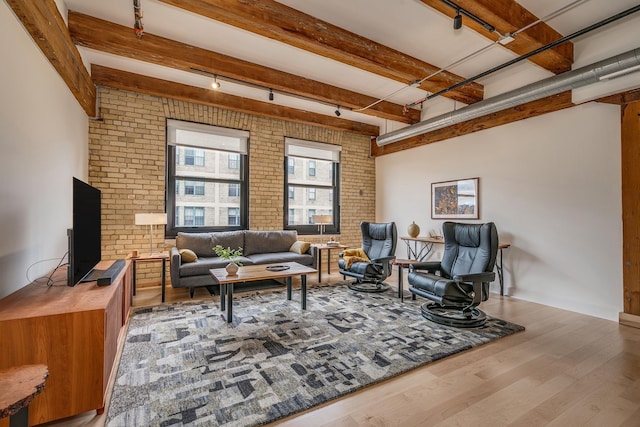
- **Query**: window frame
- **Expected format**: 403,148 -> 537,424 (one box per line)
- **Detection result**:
283,138 -> 341,235
166,119 -> 249,237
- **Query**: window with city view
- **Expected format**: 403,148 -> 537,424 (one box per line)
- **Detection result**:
166,119 -> 249,236
284,138 -> 341,235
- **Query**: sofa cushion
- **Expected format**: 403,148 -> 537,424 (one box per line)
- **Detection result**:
211,231 -> 245,254
246,252 -> 314,266
289,240 -> 311,254
176,231 -> 244,258
179,248 -> 198,263
179,256 -> 254,278
244,230 -> 298,256
176,232 -> 215,257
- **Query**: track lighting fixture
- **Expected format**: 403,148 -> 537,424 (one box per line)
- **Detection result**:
269,89 -> 274,101
453,9 -> 462,30
211,75 -> 220,90
441,0 -> 495,33
334,106 -> 341,117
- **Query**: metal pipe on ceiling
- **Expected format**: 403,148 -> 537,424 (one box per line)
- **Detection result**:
375,46 -> 640,146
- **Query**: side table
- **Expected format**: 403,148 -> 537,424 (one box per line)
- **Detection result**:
392,259 -> 420,302
314,244 -> 347,282
131,252 -> 169,302
0,364 -> 48,427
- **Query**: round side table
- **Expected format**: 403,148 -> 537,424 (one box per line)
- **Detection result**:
393,259 -> 420,302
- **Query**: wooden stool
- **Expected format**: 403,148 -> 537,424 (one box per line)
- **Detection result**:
0,364 -> 48,427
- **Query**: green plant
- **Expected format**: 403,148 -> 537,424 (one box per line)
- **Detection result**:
213,245 -> 243,266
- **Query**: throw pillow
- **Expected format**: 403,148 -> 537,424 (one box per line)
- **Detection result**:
290,240 -> 311,254
179,249 -> 198,263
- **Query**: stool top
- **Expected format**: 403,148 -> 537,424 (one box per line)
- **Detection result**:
0,364 -> 48,419
393,259 -> 421,266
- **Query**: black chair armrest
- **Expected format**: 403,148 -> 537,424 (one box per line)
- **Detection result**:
370,255 -> 396,264
410,261 -> 441,273
453,271 -> 495,283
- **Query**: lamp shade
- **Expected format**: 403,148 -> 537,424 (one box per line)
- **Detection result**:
135,213 -> 167,226
312,214 -> 332,225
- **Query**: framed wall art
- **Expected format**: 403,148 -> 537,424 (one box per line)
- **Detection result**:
431,177 -> 479,219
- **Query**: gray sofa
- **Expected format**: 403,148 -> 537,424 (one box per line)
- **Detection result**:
170,230 -> 316,296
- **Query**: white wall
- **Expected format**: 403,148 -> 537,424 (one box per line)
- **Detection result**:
0,3 -> 88,298
376,103 -> 622,321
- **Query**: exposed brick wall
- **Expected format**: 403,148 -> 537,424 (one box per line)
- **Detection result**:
89,87 -> 376,286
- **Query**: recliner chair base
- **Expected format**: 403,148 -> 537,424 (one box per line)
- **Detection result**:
420,302 -> 487,328
348,281 -> 390,293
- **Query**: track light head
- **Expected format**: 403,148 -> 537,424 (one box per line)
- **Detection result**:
269,89 -> 274,101
211,76 -> 220,90
453,10 -> 462,30
335,107 -> 341,117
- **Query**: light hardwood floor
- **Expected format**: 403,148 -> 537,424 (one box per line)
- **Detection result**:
42,271 -> 640,427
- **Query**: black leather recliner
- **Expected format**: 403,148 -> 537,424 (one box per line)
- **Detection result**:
338,221 -> 397,292
408,222 -> 498,327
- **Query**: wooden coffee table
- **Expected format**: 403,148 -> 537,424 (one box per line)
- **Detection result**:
209,261 -> 317,323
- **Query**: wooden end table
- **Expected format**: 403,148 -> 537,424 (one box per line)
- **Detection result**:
209,261 -> 317,323
131,252 -> 169,302
393,259 -> 420,302
314,243 -> 347,282
0,364 -> 48,427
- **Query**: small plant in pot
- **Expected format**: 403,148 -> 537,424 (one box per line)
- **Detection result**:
214,245 -> 243,275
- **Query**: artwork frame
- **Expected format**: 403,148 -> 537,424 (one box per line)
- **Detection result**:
431,177 -> 479,220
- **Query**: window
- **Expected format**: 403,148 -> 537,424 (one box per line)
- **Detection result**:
184,207 -> 205,226
284,138 -> 341,235
288,187 -> 295,199
228,183 -> 240,197
184,148 -> 205,166
167,119 -> 249,236
184,181 -> 205,196
228,207 -> 240,226
228,153 -> 239,169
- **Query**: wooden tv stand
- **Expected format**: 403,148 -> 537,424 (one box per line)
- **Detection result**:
0,260 -> 132,426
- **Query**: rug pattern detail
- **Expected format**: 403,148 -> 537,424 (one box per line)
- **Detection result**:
107,284 -> 524,426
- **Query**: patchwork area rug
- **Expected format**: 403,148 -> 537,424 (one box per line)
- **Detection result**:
107,283 -> 524,426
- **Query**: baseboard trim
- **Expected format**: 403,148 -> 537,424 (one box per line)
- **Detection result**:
619,312 -> 640,329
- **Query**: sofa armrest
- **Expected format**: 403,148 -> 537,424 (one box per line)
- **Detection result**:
170,247 -> 181,288
306,245 -> 318,269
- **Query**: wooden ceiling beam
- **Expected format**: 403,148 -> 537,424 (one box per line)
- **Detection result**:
418,0 -> 573,74
5,0 -> 96,116
91,65 -> 379,137
597,88 -> 640,105
370,91 -> 574,156
68,12 -> 418,125
157,0 -> 484,105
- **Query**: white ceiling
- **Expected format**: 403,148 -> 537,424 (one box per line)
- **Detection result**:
62,0 -> 640,131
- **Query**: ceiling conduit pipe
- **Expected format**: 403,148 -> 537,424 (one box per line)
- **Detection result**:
376,46 -> 640,146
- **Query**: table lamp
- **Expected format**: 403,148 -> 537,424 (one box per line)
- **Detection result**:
135,213 -> 167,256
312,214 -> 332,241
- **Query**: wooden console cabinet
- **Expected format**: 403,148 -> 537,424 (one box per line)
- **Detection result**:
0,260 -> 132,426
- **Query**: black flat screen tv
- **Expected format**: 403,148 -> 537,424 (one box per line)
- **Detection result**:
68,177 -> 102,286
